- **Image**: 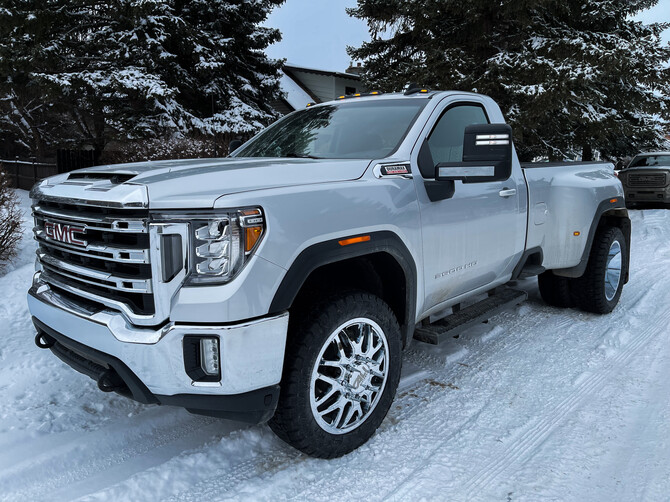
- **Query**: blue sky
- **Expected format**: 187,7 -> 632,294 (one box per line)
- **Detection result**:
265,0 -> 670,72
264,0 -> 367,72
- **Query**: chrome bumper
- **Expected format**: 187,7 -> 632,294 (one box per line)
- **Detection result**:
28,279 -> 289,397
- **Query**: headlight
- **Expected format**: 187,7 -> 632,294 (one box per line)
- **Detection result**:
189,208 -> 265,284
154,208 -> 265,285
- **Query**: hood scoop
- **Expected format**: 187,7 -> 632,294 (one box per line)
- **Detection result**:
67,172 -> 137,185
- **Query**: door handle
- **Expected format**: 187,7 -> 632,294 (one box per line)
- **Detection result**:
499,188 -> 517,198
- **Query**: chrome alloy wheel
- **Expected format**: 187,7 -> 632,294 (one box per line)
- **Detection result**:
605,240 -> 622,301
309,318 -> 389,435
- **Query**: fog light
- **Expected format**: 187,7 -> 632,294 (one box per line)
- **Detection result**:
200,337 -> 220,376
183,335 -> 221,382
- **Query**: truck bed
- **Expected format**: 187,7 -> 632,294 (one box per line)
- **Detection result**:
520,161 -> 612,169
521,161 -> 620,272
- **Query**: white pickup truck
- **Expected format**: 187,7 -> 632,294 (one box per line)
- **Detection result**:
28,89 -> 630,458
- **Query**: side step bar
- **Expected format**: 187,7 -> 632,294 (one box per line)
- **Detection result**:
414,287 -> 528,345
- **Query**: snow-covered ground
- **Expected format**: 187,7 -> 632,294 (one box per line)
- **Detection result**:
1,190 -> 669,502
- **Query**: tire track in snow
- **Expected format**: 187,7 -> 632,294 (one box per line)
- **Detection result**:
117,366 -> 437,502
379,259 -> 669,502
0,408 -> 244,502
454,293 -> 670,498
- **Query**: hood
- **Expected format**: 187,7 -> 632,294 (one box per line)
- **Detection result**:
621,166 -> 670,172
59,157 -> 372,209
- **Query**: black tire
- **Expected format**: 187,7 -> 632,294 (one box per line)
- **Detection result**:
269,291 -> 402,458
572,226 -> 628,314
537,271 -> 575,308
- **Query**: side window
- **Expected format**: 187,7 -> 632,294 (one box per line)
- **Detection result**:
421,105 -> 489,178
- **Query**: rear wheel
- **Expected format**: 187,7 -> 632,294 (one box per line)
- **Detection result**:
269,291 -> 402,458
573,226 -> 627,314
538,271 -> 575,308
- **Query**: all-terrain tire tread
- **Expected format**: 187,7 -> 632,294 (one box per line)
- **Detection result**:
268,291 -> 401,458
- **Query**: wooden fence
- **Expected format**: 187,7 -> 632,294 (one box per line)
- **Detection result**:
0,159 -> 59,190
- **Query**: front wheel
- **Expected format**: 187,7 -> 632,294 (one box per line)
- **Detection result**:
269,291 -> 402,458
573,226 -> 628,314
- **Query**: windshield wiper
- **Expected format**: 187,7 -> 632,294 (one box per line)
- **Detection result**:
284,152 -> 321,159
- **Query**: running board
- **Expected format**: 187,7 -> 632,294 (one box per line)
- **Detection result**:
413,288 -> 528,345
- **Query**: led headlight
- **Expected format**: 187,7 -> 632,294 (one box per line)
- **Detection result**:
187,208 -> 265,285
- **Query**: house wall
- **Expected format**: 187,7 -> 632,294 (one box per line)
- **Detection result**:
290,70 -> 363,103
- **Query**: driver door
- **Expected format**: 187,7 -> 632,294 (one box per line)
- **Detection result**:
412,98 -> 525,315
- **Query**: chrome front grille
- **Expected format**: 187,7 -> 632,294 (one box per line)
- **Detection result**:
33,200 -> 156,316
628,172 -> 667,187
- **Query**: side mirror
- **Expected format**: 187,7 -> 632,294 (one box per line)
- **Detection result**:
229,139 -> 243,155
435,124 -> 513,183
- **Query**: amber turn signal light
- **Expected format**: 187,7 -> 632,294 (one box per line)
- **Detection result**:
338,235 -> 371,246
245,226 -> 263,253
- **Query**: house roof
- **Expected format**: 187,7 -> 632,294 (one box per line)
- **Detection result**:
277,63 -> 364,113
279,70 -> 315,110
284,64 -> 361,81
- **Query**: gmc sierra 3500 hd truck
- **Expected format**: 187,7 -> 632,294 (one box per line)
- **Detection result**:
28,89 -> 630,458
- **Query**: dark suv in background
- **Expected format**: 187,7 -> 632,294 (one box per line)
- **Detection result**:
617,152 -> 670,207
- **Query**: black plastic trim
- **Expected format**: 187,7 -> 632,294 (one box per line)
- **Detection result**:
32,317 -> 280,424
269,230 -> 418,346
157,386 -> 280,424
511,246 -> 544,280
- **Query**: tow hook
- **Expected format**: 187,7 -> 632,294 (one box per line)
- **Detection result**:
34,332 -> 55,349
97,369 -> 124,393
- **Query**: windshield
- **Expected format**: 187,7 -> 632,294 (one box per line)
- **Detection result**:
628,155 -> 670,168
234,99 -> 429,159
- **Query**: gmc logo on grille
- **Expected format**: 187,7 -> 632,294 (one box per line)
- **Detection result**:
44,221 -> 88,247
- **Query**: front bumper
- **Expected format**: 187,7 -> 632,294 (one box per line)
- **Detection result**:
624,187 -> 670,204
28,281 -> 289,423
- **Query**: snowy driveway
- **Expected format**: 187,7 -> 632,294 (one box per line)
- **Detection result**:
1,192 -> 669,501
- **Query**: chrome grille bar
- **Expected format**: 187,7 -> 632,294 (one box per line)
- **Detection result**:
39,253 -> 152,293
33,205 -> 147,233
34,229 -> 150,264
36,271 -> 158,324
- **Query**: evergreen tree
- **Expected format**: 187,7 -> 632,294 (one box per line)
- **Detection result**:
348,0 -> 670,160
0,0 -> 284,160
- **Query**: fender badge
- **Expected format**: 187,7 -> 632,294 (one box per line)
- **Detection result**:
381,164 -> 411,176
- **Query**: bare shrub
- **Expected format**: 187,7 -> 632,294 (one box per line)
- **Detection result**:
101,136 -> 217,165
99,132 -> 252,165
0,170 -> 22,272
